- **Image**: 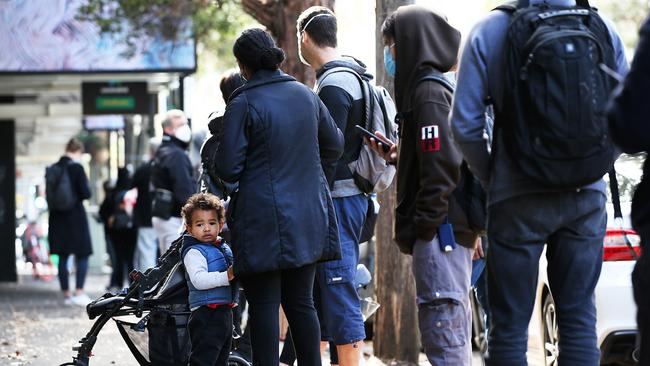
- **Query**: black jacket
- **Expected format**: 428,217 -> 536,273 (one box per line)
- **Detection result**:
214,69 -> 344,276
391,5 -> 475,253
131,161 -> 153,227
608,15 -> 650,238
151,136 -> 195,218
48,157 -> 93,256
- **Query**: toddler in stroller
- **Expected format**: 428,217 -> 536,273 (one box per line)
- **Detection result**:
61,232 -> 250,366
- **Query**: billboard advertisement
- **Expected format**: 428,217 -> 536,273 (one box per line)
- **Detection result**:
0,0 -> 196,73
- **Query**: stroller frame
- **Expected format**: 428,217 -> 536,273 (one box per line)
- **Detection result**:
61,236 -> 250,366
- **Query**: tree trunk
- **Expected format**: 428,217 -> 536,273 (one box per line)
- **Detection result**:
241,0 -> 335,86
373,0 -> 418,364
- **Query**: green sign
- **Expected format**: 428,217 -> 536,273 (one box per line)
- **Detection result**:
95,96 -> 135,110
82,82 -> 149,115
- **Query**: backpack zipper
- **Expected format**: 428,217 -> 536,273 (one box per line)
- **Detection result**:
520,29 -> 603,80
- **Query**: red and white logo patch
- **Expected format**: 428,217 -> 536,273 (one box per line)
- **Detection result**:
421,125 -> 440,152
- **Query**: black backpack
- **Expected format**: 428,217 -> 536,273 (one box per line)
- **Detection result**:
413,72 -> 488,233
496,0 -> 617,188
45,161 -> 77,211
198,113 -> 238,200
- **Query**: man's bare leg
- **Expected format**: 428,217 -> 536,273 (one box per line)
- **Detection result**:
335,341 -> 363,366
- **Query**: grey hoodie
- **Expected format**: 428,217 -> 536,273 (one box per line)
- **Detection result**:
316,56 -> 370,198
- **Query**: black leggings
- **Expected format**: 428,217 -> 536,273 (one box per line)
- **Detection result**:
241,264 -> 320,366
280,326 -> 339,365
109,229 -> 137,288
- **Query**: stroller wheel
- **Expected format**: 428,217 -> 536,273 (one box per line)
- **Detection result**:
228,354 -> 251,366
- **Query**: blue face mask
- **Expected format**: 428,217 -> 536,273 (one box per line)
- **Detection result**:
383,45 -> 396,77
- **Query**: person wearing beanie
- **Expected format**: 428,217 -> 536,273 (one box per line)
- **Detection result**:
213,28 -> 344,366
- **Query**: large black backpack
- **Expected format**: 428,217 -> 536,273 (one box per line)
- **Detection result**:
45,161 -> 77,211
496,0 -> 617,188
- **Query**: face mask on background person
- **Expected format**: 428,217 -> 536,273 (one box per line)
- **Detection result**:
383,45 -> 396,77
175,124 -> 192,143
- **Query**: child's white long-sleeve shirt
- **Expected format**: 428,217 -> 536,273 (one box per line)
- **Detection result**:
183,248 -> 229,290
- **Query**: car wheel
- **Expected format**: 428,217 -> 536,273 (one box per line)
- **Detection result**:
543,294 -> 560,366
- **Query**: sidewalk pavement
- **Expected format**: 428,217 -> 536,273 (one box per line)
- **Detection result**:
0,273 -> 485,365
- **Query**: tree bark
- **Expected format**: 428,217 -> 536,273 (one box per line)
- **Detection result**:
241,0 -> 335,86
373,0 -> 418,364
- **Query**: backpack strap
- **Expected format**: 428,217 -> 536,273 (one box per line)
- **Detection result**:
396,71 -> 455,124
416,73 -> 455,94
609,167 -> 623,224
498,0 -> 590,10
493,1 -> 517,12
316,67 -> 373,130
609,166 -> 639,259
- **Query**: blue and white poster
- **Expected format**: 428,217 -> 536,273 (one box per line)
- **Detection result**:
0,0 -> 196,73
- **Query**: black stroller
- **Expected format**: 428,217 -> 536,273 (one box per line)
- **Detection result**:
60,235 -> 250,366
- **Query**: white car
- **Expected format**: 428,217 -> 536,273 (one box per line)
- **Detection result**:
527,155 -> 643,366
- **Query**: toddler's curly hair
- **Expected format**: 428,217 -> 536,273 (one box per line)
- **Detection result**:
181,193 -> 226,225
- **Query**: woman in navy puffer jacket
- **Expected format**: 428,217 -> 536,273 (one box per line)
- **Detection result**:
214,28 -> 344,365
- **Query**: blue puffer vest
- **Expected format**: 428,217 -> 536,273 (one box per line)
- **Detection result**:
181,235 -> 233,309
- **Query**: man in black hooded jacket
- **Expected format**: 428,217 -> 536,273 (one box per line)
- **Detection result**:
373,5 -> 477,365
608,14 -> 650,365
151,109 -> 195,253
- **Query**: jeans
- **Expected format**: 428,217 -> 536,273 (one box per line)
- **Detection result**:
485,190 -> 606,366
412,236 -> 473,365
241,264 -> 320,366
135,226 -> 158,271
188,306 -> 232,366
58,255 -> 89,291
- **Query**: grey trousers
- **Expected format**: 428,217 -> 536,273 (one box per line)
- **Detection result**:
413,236 -> 473,366
152,216 -> 183,254
134,227 -> 158,271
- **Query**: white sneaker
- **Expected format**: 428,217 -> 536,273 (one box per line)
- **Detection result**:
70,293 -> 92,307
63,297 -> 74,306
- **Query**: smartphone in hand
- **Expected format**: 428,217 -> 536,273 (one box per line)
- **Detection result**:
355,125 -> 394,152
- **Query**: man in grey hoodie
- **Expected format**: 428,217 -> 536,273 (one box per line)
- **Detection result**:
450,1 -> 628,365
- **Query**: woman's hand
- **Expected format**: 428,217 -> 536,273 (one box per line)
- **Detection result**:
227,266 -> 235,281
364,131 -> 398,164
